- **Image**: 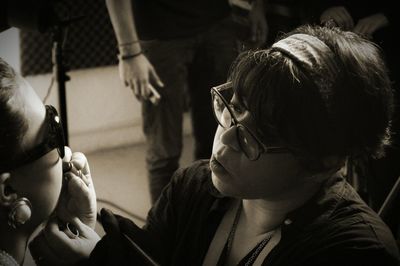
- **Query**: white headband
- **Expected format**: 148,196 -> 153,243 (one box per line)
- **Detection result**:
272,34 -> 338,111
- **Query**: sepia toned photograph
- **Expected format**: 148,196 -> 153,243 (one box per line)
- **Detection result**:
0,0 -> 398,265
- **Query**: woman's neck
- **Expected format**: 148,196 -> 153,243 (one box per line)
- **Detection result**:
241,180 -> 322,234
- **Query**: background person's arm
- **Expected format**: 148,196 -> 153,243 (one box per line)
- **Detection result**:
248,0 -> 268,47
353,13 -> 389,39
105,0 -> 163,104
320,5 -> 354,30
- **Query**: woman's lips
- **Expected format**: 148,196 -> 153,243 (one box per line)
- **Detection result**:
210,156 -> 229,177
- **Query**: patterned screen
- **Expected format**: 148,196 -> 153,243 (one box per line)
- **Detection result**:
20,0 -> 118,76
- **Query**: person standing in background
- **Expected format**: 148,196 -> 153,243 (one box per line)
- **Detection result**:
230,0 -> 318,51
105,0 -> 265,204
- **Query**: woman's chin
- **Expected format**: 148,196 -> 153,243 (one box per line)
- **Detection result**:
211,172 -> 237,198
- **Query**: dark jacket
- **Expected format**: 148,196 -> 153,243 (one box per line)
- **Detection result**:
85,160 -> 400,265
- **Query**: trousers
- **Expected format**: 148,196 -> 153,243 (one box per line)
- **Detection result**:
141,17 -> 238,203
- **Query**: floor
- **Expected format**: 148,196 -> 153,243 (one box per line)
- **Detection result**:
24,135 -> 195,265
91,135 -> 194,230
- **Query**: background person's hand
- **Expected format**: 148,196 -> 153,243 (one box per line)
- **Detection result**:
353,13 -> 389,39
248,0 -> 268,48
29,217 -> 100,265
59,147 -> 97,229
119,54 -> 164,104
320,6 -> 354,30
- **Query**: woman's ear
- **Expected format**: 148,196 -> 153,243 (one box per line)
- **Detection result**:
322,156 -> 346,170
0,172 -> 18,207
305,156 -> 346,183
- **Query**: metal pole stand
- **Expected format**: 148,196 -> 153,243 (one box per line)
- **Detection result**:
51,24 -> 70,146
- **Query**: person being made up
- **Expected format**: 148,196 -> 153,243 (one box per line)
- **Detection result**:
31,25 -> 399,265
105,0 -> 269,204
0,57 -> 97,266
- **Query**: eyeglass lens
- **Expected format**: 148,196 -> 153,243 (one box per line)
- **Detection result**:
212,88 -> 262,160
237,125 -> 260,160
213,95 -> 233,128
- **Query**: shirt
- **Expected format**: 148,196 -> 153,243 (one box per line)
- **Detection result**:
88,160 -> 400,265
132,0 -> 231,40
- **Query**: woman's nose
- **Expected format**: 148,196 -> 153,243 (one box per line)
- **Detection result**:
220,125 -> 241,152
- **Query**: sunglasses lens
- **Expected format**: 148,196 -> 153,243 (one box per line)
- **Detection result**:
57,121 -> 65,158
49,106 -> 65,158
57,137 -> 65,158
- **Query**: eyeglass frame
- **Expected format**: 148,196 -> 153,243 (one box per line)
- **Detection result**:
211,81 -> 289,161
1,105 -> 66,173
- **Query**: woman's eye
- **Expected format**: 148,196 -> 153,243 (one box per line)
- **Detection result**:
230,103 -> 243,114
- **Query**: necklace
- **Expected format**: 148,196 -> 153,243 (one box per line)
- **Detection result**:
217,202 -> 276,266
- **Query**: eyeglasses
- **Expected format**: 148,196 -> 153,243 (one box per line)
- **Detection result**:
211,82 -> 289,161
2,105 -> 65,172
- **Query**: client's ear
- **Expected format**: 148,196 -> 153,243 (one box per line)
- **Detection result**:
0,173 -> 18,207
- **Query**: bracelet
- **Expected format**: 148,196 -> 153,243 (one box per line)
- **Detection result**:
118,40 -> 140,47
118,51 -> 143,60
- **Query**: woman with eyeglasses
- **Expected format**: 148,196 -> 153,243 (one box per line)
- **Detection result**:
32,25 -> 399,265
0,57 -> 98,265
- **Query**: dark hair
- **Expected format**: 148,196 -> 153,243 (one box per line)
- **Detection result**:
229,25 -> 393,170
0,57 -> 28,171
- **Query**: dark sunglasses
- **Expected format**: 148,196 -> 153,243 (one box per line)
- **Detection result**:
1,105 -> 65,172
211,82 -> 289,161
